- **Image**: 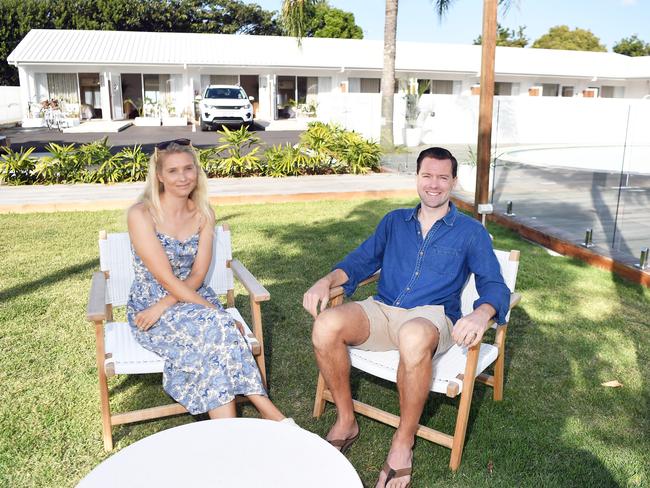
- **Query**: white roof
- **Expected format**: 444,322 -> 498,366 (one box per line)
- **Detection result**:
8,29 -> 650,80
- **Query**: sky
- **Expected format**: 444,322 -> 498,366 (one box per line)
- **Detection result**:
248,0 -> 650,51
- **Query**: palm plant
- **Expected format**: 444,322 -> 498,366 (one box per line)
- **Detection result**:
0,146 -> 37,185
118,145 -> 149,182
34,143 -> 79,184
215,125 -> 263,177
263,143 -> 312,177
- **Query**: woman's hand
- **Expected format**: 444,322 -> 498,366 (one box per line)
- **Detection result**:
233,319 -> 245,336
135,302 -> 166,331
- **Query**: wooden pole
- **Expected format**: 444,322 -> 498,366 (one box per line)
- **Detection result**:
474,0 -> 497,219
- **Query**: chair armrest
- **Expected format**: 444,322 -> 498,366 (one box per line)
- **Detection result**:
231,259 -> 270,302
509,292 -> 522,309
87,271 -> 107,322
329,271 -> 380,300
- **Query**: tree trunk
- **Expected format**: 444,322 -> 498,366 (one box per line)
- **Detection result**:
474,0 -> 497,219
380,0 -> 398,150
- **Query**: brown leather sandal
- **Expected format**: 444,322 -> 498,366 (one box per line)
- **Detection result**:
326,429 -> 360,454
379,461 -> 412,488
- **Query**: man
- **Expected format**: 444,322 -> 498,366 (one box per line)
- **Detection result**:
303,147 -> 510,488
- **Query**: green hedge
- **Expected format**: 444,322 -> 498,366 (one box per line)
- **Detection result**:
0,123 -> 382,185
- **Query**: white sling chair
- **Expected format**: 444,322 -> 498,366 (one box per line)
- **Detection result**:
87,225 -> 270,451
313,249 -> 521,471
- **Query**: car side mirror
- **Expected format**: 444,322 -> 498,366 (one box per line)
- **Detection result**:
248,96 -> 255,101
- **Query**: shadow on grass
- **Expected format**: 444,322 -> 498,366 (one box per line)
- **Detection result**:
0,258 -> 97,302
229,198 -> 636,486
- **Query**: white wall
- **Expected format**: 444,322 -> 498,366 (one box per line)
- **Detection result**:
0,86 -> 21,125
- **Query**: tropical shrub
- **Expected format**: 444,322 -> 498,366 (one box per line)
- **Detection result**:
2,123 -> 382,184
0,146 -> 37,185
214,125 -> 262,177
263,144 -> 314,177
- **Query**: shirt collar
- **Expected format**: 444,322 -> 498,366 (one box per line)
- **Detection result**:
405,201 -> 458,226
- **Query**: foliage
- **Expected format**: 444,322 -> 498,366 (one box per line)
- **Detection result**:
613,34 -> 650,57
2,124 -> 382,184
532,25 -> 606,52
33,142 -> 81,183
474,23 -> 528,48
263,143 -> 313,177
115,145 -> 149,182
214,125 -> 263,177
0,146 -> 36,185
304,1 -> 362,39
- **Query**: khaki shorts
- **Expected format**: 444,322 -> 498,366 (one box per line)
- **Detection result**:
355,297 -> 454,358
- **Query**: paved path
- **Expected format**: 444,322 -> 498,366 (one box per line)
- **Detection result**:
0,173 -> 417,213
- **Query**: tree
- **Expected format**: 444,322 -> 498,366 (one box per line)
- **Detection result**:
0,0 -> 284,86
613,34 -> 650,57
532,25 -> 606,52
474,23 -> 527,47
304,1 -> 363,39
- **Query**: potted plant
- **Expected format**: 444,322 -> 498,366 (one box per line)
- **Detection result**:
128,98 -> 161,126
456,145 -> 494,193
162,96 -> 187,126
403,81 -> 426,147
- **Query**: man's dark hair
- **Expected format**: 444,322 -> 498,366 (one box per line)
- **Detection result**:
416,147 -> 458,177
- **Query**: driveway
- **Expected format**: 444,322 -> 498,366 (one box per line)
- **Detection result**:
1,123 -> 303,153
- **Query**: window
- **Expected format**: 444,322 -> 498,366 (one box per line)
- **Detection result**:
561,86 -> 574,97
542,84 -> 559,97
204,87 -> 246,99
359,78 -> 380,93
494,82 -> 513,96
46,73 -> 79,104
143,74 -> 170,104
210,75 -> 239,85
430,80 -> 454,95
600,86 -> 616,98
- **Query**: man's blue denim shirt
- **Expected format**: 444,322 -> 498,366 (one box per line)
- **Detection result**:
334,202 -> 510,325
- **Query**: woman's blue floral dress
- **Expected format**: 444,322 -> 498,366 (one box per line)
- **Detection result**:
126,232 -> 266,414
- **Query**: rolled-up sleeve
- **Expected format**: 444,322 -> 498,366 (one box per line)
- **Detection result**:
467,227 -> 511,324
333,214 -> 390,297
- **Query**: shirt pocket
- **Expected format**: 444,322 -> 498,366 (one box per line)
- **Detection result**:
427,245 -> 462,275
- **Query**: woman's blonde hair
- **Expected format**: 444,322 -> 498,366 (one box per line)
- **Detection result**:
138,142 -> 212,224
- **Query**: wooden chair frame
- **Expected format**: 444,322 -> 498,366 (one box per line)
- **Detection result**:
86,224 -> 270,451
312,250 -> 521,471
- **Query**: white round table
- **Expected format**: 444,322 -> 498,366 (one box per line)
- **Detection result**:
78,418 -> 362,487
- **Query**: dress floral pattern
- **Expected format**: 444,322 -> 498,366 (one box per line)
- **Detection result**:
126,232 -> 266,415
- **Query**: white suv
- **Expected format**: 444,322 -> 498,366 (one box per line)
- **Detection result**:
199,85 -> 254,130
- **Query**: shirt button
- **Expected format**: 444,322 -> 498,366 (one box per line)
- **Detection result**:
419,251 -> 424,256
406,287 -> 410,291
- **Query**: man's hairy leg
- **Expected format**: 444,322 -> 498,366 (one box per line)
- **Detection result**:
377,318 -> 439,488
312,302 -> 370,443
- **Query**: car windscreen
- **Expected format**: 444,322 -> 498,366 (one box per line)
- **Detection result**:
204,88 -> 246,99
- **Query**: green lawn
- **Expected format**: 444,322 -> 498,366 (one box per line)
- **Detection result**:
0,199 -> 648,487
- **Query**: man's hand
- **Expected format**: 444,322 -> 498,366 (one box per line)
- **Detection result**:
303,278 -> 332,318
233,319 -> 245,336
134,302 -> 167,331
452,304 -> 495,348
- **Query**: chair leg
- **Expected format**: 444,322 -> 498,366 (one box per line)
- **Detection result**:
94,321 -> 113,451
449,345 -> 480,471
493,325 -> 508,401
313,372 -> 327,418
98,365 -> 113,451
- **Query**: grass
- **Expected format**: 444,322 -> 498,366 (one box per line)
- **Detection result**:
0,198 -> 648,487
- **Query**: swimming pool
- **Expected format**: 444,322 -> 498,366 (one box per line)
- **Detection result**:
496,145 -> 650,175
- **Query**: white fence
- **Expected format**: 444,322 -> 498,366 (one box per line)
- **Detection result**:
317,92 -> 650,146
0,86 -> 21,126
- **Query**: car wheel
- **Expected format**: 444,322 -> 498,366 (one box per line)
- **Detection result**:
200,120 -> 209,131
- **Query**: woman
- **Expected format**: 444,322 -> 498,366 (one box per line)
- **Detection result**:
126,138 -> 286,421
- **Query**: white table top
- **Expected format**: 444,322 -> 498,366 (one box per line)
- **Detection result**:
78,418 -> 363,488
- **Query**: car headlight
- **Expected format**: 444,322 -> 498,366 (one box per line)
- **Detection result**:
243,103 -> 251,109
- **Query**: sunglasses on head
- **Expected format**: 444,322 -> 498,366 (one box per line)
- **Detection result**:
155,138 -> 192,150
